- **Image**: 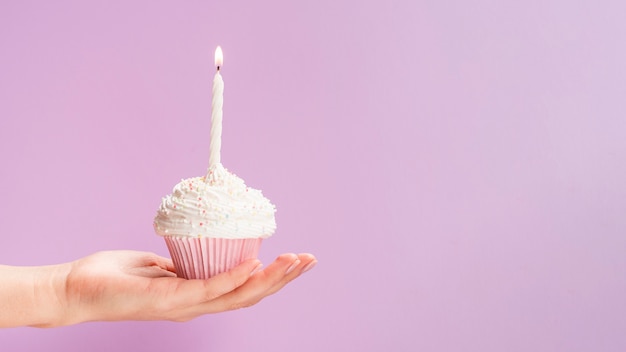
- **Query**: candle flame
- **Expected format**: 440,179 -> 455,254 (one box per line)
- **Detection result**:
215,46 -> 223,69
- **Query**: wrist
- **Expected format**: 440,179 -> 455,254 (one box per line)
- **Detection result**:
29,263 -> 72,328
0,263 -> 71,328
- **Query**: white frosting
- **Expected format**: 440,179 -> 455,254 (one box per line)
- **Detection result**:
154,164 -> 276,239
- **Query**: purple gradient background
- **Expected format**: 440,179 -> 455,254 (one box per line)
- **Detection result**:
1,1 -> 625,351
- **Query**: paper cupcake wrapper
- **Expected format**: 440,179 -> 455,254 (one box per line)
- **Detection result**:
164,237 -> 263,279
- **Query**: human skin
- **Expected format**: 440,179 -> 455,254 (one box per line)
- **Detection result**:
0,250 -> 317,328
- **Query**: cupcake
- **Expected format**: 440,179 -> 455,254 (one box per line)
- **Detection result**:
153,46 -> 276,279
154,163 -> 276,279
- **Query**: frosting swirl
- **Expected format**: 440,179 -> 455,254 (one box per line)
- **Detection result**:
154,164 -> 276,239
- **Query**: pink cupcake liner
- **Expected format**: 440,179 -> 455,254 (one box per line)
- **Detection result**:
164,236 -> 262,279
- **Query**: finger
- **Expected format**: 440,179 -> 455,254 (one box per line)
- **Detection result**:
156,258 -> 177,274
144,253 -> 177,273
263,253 -> 317,297
184,253 -> 300,315
170,258 -> 262,306
127,253 -> 178,278
130,265 -> 178,278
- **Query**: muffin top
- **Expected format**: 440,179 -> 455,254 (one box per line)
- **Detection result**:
154,164 -> 276,239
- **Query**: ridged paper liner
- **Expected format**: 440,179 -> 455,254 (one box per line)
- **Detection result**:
164,236 -> 263,279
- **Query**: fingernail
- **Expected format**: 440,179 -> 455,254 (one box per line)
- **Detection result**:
250,263 -> 263,276
285,259 -> 301,275
302,260 -> 317,273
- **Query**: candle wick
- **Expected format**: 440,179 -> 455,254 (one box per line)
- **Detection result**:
217,66 -> 221,71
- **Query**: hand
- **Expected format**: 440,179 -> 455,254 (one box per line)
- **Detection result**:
0,250 -> 316,328
59,250 -> 316,325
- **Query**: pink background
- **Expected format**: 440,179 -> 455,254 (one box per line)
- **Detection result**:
1,1 -> 625,351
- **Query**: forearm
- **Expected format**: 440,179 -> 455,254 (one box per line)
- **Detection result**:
0,263 -> 70,328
